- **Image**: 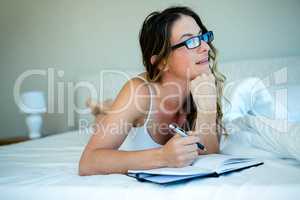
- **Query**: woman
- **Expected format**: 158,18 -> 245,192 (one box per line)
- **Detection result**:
79,6 -> 226,175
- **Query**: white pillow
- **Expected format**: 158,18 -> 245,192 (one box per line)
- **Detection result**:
223,78 -> 300,123
227,116 -> 300,161
222,77 -> 276,122
222,77 -> 300,161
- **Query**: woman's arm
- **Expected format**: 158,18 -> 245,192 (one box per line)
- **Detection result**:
79,78 -> 201,175
190,73 -> 219,154
79,146 -> 166,175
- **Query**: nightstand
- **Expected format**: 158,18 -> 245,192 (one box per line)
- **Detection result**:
0,136 -> 30,146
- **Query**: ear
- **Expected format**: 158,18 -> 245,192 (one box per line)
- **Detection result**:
160,59 -> 169,71
150,55 -> 157,65
151,55 -> 169,71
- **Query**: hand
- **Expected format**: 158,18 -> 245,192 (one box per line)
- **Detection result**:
161,134 -> 200,168
190,73 -> 217,113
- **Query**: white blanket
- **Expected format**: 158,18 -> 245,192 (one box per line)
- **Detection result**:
222,78 -> 300,161
0,130 -> 300,200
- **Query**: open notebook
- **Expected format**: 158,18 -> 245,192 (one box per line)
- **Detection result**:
127,154 -> 264,184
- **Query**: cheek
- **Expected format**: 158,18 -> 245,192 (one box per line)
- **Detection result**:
168,52 -> 193,77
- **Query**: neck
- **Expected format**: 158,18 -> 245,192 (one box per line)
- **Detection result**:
157,72 -> 190,113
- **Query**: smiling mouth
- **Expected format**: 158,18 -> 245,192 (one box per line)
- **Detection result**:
196,58 -> 209,65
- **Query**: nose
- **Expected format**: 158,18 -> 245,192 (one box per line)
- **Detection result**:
197,41 -> 210,53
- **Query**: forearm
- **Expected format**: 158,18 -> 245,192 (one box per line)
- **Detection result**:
79,147 -> 166,176
189,73 -> 219,153
194,111 -> 219,153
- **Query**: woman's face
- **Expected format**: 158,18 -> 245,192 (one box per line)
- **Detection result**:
167,15 -> 210,80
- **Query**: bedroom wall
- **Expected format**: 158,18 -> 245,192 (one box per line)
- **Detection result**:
0,0 -> 299,139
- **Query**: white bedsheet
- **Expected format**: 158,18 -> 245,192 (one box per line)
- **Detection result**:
0,130 -> 299,200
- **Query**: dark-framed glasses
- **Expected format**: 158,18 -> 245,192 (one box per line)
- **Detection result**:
171,31 -> 214,50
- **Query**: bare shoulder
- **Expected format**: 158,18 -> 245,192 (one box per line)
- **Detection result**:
84,76 -> 152,150
108,75 -> 151,121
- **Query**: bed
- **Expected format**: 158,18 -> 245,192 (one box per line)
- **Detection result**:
0,130 -> 300,200
1,56 -> 300,199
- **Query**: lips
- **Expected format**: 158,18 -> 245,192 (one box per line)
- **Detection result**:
196,57 -> 208,65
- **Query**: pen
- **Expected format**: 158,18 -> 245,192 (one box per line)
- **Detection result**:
169,124 -> 207,151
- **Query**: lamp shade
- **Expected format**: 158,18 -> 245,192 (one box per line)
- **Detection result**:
19,91 -> 46,114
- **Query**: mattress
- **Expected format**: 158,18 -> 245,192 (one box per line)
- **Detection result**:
0,130 -> 299,200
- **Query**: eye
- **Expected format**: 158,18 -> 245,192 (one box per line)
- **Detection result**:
186,37 -> 200,48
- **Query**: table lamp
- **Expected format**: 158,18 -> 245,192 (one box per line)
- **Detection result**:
19,91 -> 46,139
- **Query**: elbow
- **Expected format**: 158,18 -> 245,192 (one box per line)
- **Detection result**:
78,164 -> 110,176
78,169 -> 93,176
78,169 -> 88,176
212,147 -> 220,154
78,165 -> 89,176
78,157 -> 91,176
78,150 -> 95,176
211,142 -> 220,154
206,143 -> 220,154
205,148 -> 219,155
78,150 -> 110,176
78,158 -> 101,176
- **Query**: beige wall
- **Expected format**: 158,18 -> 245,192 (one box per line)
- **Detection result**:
0,0 -> 300,138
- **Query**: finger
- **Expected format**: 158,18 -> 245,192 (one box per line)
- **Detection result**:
183,151 -> 199,163
181,144 -> 198,153
201,72 -> 214,78
191,73 -> 215,85
179,136 -> 201,146
173,133 -> 182,138
186,130 -> 201,136
197,148 -> 206,155
170,133 -> 182,142
189,151 -> 199,159
191,79 -> 215,89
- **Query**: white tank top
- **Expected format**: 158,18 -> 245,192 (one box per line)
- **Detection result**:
118,76 -> 163,151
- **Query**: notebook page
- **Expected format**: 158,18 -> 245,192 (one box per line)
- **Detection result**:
216,160 -> 263,174
128,164 -> 212,176
128,154 -> 254,176
191,154 -> 252,170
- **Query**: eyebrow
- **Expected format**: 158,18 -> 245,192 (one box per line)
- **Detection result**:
179,30 -> 202,40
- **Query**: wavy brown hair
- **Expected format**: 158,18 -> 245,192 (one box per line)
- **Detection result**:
139,6 -> 226,138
